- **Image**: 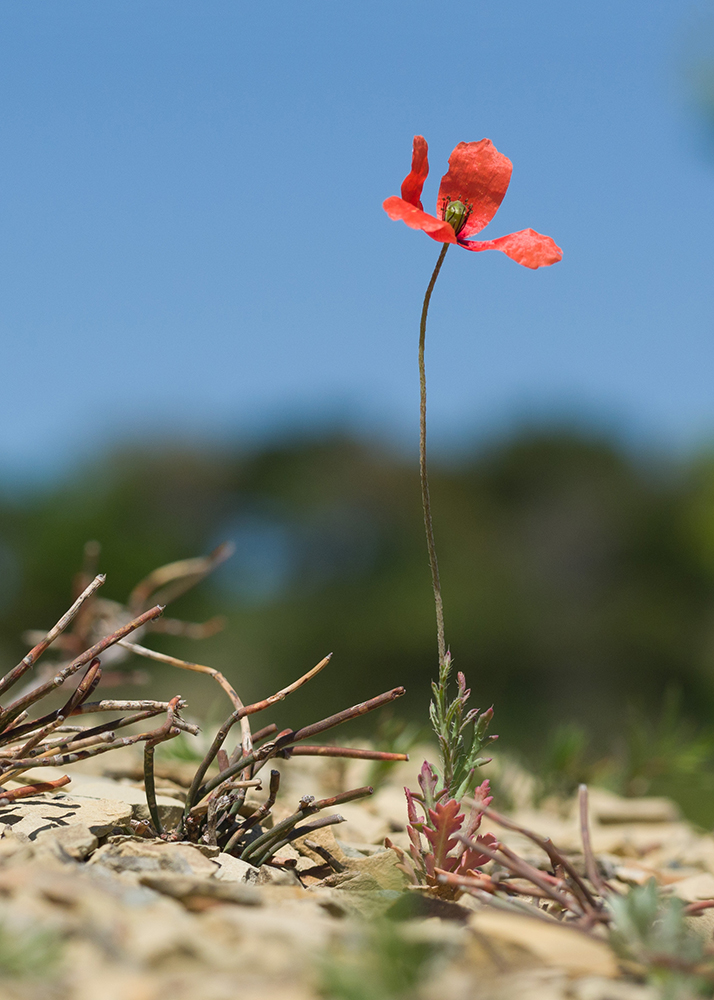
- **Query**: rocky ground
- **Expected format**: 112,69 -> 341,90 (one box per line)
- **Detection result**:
0,745 -> 710,1000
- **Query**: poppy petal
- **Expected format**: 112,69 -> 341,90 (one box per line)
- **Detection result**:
458,229 -> 562,269
383,197 -> 457,244
400,135 -> 430,210
438,140 -> 512,238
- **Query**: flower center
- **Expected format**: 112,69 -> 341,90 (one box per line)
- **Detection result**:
444,200 -> 468,235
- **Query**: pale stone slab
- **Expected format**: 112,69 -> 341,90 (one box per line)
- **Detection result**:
0,793 -> 132,840
89,839 -> 218,877
468,910 -> 618,978
669,871 -> 714,902
588,788 -> 680,825
214,851 -> 259,883
35,822 -> 98,860
60,774 -> 184,827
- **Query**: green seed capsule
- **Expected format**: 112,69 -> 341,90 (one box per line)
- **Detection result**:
444,200 -> 468,234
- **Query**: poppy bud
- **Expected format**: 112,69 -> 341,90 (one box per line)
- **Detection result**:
444,200 -> 468,234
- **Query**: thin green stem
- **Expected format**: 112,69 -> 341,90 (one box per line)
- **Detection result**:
419,241 -> 450,668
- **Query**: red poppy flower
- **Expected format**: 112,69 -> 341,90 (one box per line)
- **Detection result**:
383,136 -> 562,270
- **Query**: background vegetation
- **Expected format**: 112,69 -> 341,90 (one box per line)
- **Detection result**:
3,428 -> 714,819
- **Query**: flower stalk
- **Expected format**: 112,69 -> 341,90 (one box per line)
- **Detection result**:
418,241 -> 450,669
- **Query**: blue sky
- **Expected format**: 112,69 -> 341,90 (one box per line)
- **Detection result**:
2,1 -> 714,479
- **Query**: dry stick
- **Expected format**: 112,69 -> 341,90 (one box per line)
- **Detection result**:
2,713 -> 28,731
256,814 -> 345,865
128,541 -> 234,613
579,785 -> 607,896
251,723 -> 278,744
419,242 -> 450,668
473,801 -> 600,914
0,732 -> 119,784
195,686 -> 404,808
684,900 -> 714,916
437,869 -> 560,902
456,834 -> 582,916
190,779 -> 263,818
118,637 -> 255,766
496,841 -> 582,915
0,658 -> 104,746
223,770 -> 281,853
0,775 -> 71,804
0,605 -> 165,730
148,615 -> 226,639
0,574 -> 106,698
456,882 -> 562,923
303,838 -> 346,873
0,705 -> 184,780
286,687 -> 406,745
183,654 -> 333,817
288,746 -> 409,761
118,639 -> 242,711
57,709 -> 180,746
143,696 -> 182,836
227,653 -> 333,765
144,744 -> 162,835
195,687 -> 406,806
72,699 -> 185,713
241,787 -> 372,865
0,658 -> 103,750
14,715 -> 68,759
20,730 -> 117,761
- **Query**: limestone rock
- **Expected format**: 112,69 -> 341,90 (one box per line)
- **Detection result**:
214,852 -> 259,883
88,839 -> 218,878
587,789 -> 680,825
468,910 -> 619,978
0,793 -> 132,840
64,774 -> 184,827
255,865 -> 302,886
35,823 -> 98,861
668,871 -> 714,902
138,872 -> 261,907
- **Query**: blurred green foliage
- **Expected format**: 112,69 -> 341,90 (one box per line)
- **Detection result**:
609,880 -> 712,998
4,428 -> 714,801
320,918 -> 438,1000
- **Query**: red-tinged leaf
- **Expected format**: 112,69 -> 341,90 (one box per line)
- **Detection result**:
457,671 -> 469,700
405,786 -> 419,824
457,832 -> 498,874
464,779 -> 493,838
423,798 -> 464,868
417,761 -> 439,807
386,837 -> 420,886
407,823 -> 422,854
406,825 -> 427,874
395,860 -> 420,885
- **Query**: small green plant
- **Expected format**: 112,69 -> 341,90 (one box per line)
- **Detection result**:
391,654 -> 497,890
609,880 -> 714,999
0,922 -> 62,979
320,919 -> 438,1000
